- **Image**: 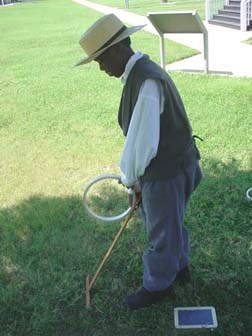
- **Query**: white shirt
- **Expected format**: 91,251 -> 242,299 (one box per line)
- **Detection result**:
120,53 -> 164,189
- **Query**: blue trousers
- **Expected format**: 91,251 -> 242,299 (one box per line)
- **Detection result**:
140,160 -> 202,291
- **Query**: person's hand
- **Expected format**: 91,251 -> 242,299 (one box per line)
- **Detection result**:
128,188 -> 141,208
118,177 -> 123,186
119,176 -> 141,207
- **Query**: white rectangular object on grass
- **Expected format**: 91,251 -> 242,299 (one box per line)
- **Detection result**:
174,306 -> 218,329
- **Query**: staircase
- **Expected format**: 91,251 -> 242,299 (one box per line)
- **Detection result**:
209,0 -> 242,29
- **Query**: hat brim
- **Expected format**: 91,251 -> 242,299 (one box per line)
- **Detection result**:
75,24 -> 145,67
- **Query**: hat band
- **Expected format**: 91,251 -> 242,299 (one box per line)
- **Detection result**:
96,26 -> 127,53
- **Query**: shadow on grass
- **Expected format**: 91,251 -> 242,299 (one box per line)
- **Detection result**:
0,158 -> 251,335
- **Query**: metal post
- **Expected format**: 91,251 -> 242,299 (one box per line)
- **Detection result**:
240,0 -> 247,31
125,0 -> 129,9
159,34 -> 166,70
203,32 -> 209,73
205,0 -> 211,21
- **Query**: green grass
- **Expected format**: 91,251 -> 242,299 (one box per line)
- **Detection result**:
90,0 -> 206,19
243,37 -> 252,45
1,0 -> 252,335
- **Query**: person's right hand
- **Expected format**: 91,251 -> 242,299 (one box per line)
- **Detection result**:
128,189 -> 142,208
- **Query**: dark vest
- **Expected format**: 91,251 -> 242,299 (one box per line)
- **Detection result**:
118,55 -> 199,181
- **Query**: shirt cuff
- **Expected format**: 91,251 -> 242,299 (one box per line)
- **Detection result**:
120,173 -> 141,192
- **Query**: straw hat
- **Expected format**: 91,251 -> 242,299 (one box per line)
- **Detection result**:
75,14 -> 145,66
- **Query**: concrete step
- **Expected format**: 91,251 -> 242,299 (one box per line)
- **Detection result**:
224,4 -> 240,11
213,14 -> 240,24
229,0 -> 241,5
219,9 -> 240,17
209,19 -> 240,29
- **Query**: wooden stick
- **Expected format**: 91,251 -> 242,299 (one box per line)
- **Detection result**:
89,206 -> 135,289
86,274 -> 90,307
86,199 -> 141,306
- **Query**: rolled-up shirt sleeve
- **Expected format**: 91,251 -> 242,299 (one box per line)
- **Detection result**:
120,78 -> 164,188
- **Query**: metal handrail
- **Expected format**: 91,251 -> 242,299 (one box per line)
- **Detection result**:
206,0 -> 226,20
241,0 -> 252,30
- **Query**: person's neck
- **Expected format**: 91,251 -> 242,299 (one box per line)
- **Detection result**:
121,48 -> 134,71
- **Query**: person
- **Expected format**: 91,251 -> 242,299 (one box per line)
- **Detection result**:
76,13 -> 202,310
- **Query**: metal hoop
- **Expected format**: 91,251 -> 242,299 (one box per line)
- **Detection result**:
83,173 -> 136,222
246,187 -> 252,201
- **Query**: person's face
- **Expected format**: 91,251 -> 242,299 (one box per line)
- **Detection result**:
95,44 -> 125,78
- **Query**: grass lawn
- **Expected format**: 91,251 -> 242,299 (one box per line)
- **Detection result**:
243,37 -> 252,45
89,0 -> 206,19
1,0 -> 252,335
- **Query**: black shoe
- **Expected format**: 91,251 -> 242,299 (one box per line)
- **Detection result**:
124,286 -> 173,310
175,266 -> 191,285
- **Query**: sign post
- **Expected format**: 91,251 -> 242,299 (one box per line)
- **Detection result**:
147,11 -> 209,73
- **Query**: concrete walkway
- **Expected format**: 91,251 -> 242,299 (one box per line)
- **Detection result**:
74,0 -> 252,77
